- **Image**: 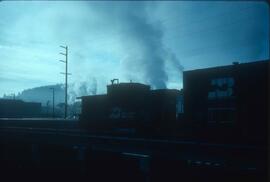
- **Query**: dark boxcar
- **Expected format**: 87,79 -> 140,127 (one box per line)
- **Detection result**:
149,89 -> 181,136
183,60 -> 268,145
107,83 -> 152,134
0,99 -> 42,118
79,82 -> 181,137
79,83 -> 152,134
79,94 -> 109,131
107,83 -> 151,122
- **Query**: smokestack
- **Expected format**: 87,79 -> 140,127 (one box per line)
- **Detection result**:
111,79 -> 119,85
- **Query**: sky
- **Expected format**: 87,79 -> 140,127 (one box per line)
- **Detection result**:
0,1 -> 269,97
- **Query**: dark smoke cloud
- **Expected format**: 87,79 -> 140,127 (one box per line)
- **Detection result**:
114,2 -> 180,89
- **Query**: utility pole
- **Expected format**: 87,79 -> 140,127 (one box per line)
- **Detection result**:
50,88 -> 55,118
46,100 -> 50,117
59,45 -> 71,119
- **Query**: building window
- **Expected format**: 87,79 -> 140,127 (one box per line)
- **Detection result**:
208,107 -> 235,124
208,77 -> 235,99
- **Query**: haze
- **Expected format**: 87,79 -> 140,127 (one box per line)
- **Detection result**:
0,1 -> 269,97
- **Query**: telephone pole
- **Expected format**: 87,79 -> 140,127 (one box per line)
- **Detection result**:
50,88 -> 55,118
59,45 -> 71,119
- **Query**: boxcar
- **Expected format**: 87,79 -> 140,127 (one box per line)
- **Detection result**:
79,82 -> 181,137
182,60 -> 268,145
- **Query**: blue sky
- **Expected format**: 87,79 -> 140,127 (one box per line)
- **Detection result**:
0,1 -> 269,97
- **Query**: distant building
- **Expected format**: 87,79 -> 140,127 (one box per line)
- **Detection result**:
0,99 -> 42,118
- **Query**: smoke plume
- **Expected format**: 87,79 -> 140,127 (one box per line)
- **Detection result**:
0,1 -> 185,97
116,3 -> 176,89
68,77 -> 97,103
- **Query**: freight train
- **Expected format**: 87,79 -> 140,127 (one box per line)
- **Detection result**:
0,60 -> 268,146
79,60 -> 268,145
79,79 -> 182,137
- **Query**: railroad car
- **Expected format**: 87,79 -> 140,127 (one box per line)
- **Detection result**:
1,60 -> 267,146
181,60 -> 268,145
79,60 -> 268,144
79,80 -> 181,137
